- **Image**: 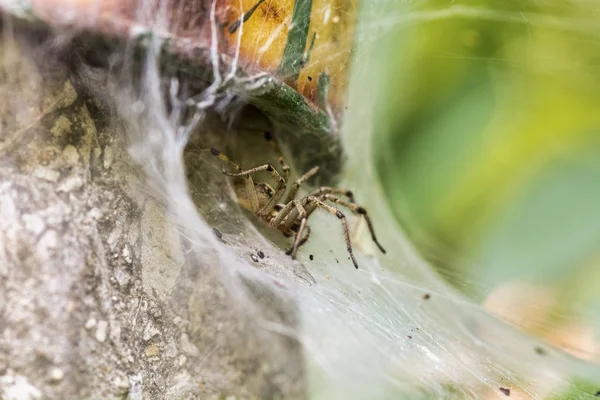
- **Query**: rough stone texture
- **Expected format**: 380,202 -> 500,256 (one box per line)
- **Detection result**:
0,26 -> 307,400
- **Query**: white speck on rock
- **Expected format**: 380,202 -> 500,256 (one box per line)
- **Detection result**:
113,373 -> 129,391
57,176 -> 84,192
0,372 -> 42,400
48,368 -> 64,382
114,269 -> 130,288
122,245 -> 132,263
84,318 -> 97,330
142,323 -> 161,342
103,147 -> 113,169
33,167 -> 60,182
128,373 -> 143,400
88,207 -> 102,221
95,320 -> 108,342
22,214 -> 45,236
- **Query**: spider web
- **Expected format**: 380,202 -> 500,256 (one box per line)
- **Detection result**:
110,0 -> 600,399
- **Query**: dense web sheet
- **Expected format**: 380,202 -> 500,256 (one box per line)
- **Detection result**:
78,0 -> 600,398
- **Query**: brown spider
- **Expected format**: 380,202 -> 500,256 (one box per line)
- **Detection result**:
203,132 -> 386,269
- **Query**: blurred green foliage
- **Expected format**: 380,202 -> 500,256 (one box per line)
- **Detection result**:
368,0 -> 600,325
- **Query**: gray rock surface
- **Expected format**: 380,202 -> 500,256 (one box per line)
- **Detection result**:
0,26 -> 307,400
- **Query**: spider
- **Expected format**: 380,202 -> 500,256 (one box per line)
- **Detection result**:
202,132 -> 386,268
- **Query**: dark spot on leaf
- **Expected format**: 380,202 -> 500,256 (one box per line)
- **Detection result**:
534,346 -> 546,356
499,387 -> 510,396
228,20 -> 241,34
423,293 -> 431,300
309,254 -> 314,261
250,254 -> 259,262
257,250 -> 265,259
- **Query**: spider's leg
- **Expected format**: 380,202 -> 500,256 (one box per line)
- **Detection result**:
303,189 -> 353,219
263,131 -> 290,181
223,163 -> 287,216
272,201 -> 308,258
321,194 -> 386,254
289,204 -> 308,260
283,166 -> 320,204
200,148 -> 259,212
309,186 -> 355,203
269,200 -> 297,227
285,225 -> 311,255
304,196 -> 359,269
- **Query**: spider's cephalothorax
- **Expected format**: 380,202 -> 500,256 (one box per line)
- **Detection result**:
203,132 -> 386,269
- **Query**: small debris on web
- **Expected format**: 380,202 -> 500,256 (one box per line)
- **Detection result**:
407,335 -> 412,339
423,293 -> 431,300
499,387 -> 511,396
595,390 -> 600,397
250,254 -> 259,263
309,254 -> 314,261
213,228 -> 224,241
257,250 -> 265,259
534,346 -> 546,356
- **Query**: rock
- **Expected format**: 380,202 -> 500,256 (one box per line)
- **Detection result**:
142,323 -> 161,342
95,321 -> 108,343
0,21 -> 307,400
48,368 -> 64,383
0,372 -> 42,400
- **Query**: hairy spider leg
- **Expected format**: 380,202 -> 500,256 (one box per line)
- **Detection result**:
269,199 -> 298,227
263,131 -> 290,181
320,194 -> 386,254
285,225 -> 311,255
278,202 -> 308,260
283,166 -> 320,204
223,163 -> 287,217
309,186 -> 355,203
290,212 -> 309,260
269,199 -> 310,258
202,148 -> 259,212
258,131 -> 293,216
301,196 -> 359,269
